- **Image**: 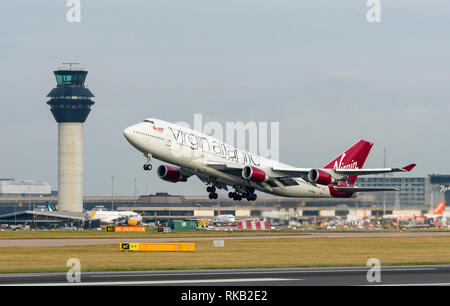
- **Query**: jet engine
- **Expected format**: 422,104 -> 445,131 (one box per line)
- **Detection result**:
127,219 -> 138,226
157,165 -> 187,183
242,166 -> 268,183
308,169 -> 336,185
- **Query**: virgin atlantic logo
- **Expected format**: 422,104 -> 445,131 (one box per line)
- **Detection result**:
153,125 -> 164,133
333,153 -> 359,170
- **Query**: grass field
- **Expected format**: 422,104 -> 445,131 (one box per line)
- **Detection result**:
1,236 -> 450,273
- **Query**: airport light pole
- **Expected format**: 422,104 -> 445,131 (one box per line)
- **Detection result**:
134,178 -> 138,206
382,147 -> 386,215
111,176 -> 114,211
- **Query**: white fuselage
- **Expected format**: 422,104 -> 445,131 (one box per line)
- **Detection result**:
215,214 -> 236,223
123,118 -> 341,198
86,210 -> 142,225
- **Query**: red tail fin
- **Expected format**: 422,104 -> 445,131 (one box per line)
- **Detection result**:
433,201 -> 446,215
324,140 -> 373,184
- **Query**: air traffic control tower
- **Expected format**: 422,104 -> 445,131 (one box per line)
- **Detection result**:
47,64 -> 95,212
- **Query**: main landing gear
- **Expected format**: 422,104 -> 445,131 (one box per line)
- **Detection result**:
143,153 -> 152,171
228,187 -> 257,202
207,186 -> 218,200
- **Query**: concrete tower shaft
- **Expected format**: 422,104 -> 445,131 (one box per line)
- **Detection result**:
58,122 -> 83,212
47,65 -> 94,212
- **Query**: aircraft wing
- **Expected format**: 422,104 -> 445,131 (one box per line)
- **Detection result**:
271,164 -> 416,178
206,161 -> 416,193
332,163 -> 416,176
114,216 -> 133,224
271,167 -> 311,179
206,161 -> 247,177
332,186 -> 400,193
206,161 -> 280,191
208,162 -> 311,179
196,174 -> 230,191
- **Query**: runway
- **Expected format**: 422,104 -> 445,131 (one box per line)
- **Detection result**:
2,231 -> 450,247
2,265 -> 450,286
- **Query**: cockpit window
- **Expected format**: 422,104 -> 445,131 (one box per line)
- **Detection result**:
143,119 -> 154,124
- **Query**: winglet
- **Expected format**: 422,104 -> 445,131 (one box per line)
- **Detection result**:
402,163 -> 416,172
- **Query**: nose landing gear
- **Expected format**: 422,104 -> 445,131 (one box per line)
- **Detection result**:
143,153 -> 152,171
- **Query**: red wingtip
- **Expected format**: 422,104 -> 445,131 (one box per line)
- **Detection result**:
402,163 -> 416,172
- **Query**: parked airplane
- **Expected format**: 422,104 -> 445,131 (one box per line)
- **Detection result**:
384,201 -> 447,221
214,202 -> 236,224
424,201 -> 448,224
123,118 -> 416,201
85,209 -> 143,225
427,201 -> 447,217
345,209 -> 371,226
215,214 -> 236,223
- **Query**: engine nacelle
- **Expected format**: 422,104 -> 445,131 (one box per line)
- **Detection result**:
157,165 -> 187,183
308,169 -> 336,185
127,219 -> 138,226
242,166 -> 268,183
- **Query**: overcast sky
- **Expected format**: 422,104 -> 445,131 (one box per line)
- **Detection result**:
1,1 -> 449,196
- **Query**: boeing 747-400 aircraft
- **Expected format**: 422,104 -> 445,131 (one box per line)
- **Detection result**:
123,118 -> 416,201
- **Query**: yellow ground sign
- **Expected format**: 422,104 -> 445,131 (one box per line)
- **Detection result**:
119,242 -> 195,252
120,243 -> 139,251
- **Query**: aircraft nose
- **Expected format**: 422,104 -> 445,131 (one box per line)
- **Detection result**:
123,126 -> 133,142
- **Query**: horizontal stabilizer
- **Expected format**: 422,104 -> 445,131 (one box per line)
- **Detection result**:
402,163 -> 417,172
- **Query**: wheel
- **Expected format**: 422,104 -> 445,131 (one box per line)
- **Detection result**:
143,164 -> 152,171
207,186 -> 212,193
208,193 -> 214,199
251,194 -> 257,201
211,186 -> 216,193
228,192 -> 233,198
213,193 -> 218,199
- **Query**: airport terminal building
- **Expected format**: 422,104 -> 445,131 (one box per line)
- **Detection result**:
356,177 -> 426,207
0,179 -> 52,198
357,174 -> 450,210
0,174 -> 448,227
